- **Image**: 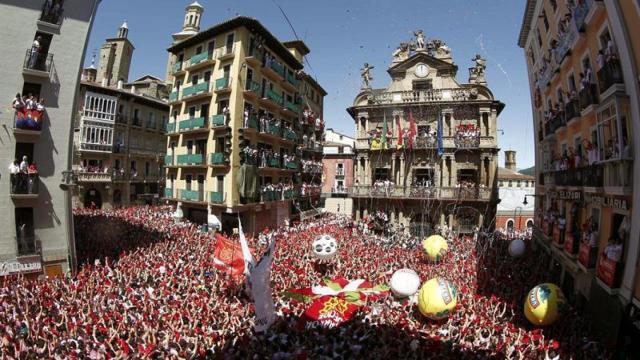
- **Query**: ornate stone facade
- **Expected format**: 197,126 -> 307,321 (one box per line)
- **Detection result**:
348,31 -> 504,237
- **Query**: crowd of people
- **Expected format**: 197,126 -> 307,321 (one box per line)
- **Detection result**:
454,124 -> 480,148
12,93 -> 46,131
301,159 -> 322,174
0,206 -> 613,358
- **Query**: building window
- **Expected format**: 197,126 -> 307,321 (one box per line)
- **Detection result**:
338,146 -> 344,154
15,208 -> 35,255
413,80 -> 433,91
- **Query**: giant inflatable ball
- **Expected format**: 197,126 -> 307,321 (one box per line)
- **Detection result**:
390,268 -> 421,298
508,239 -> 526,258
524,283 -> 566,326
417,278 -> 458,320
312,234 -> 338,260
422,235 -> 448,262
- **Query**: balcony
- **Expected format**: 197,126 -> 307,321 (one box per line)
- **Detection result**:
284,100 -> 300,114
267,158 -> 281,168
23,50 -> 53,77
244,115 -> 259,131
210,114 -> 227,128
285,161 -> 299,170
10,174 -> 39,199
262,123 -> 282,137
164,188 -> 174,198
453,133 -> 480,148
579,84 -> 599,111
214,77 -> 232,93
348,185 -> 492,201
335,168 -> 345,177
553,24 -> 577,64
283,129 -> 298,142
244,81 -> 262,98
176,153 -> 205,166
564,100 -> 580,123
166,122 -> 176,134
165,155 -> 175,166
76,172 -> 111,183
578,241 -> 597,270
179,189 -> 204,202
537,65 -> 554,90
261,189 -> 282,202
574,0 -> 593,32
16,236 -> 38,257
187,52 -> 214,70
217,44 -> 236,60
596,253 -> 623,290
563,231 -> 580,256
209,191 -> 225,204
262,89 -> 284,109
172,61 -> 184,74
269,60 -> 285,78
182,82 -> 210,100
332,186 -> 348,195
602,158 -> 633,193
286,72 -> 300,87
283,188 -> 300,200
414,136 -> 437,149
597,60 -> 624,96
551,165 -> 602,187
169,91 -> 179,103
179,117 -> 207,132
38,2 -> 64,27
209,152 -> 227,166
13,111 -> 43,135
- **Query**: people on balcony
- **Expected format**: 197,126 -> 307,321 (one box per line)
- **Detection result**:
28,36 -> 44,70
8,159 -> 19,193
13,93 -> 46,130
454,124 -> 480,147
41,0 -> 63,24
603,235 -> 623,263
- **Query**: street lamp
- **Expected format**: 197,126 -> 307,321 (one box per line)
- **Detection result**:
522,194 -> 542,206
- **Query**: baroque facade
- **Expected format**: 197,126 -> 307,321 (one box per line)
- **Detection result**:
348,32 -> 503,237
518,0 -> 640,347
73,23 -> 169,209
0,0 -> 101,277
164,9 -> 325,233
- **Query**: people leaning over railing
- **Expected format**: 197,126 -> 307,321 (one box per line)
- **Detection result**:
454,124 -> 480,147
40,0 -> 64,24
8,156 -> 39,194
13,93 -> 46,130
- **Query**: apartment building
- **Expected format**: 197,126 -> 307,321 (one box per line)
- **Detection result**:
321,129 -> 355,216
164,10 -> 325,233
0,0 -> 101,277
518,0 -> 640,347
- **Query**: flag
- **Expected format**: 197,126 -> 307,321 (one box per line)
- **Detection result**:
213,234 -> 244,277
437,111 -> 444,156
381,112 -> 388,150
238,217 -> 255,275
248,239 -> 277,332
408,110 -> 417,149
396,115 -> 403,149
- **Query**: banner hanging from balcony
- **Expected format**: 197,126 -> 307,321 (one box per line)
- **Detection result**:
14,109 -> 44,131
396,115 -> 404,149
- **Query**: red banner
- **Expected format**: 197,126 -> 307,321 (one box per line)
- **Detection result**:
304,295 -> 360,328
596,256 -> 618,287
213,234 -> 244,277
578,242 -> 592,268
564,232 -> 576,254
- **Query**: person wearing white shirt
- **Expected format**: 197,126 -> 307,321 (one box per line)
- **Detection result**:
604,236 -> 623,262
8,159 -> 19,193
19,156 -> 29,173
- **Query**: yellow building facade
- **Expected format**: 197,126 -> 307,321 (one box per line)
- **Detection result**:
164,16 -> 324,233
518,0 -> 640,347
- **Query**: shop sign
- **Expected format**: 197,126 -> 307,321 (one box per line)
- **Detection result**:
585,195 -> 629,210
0,259 -> 42,276
549,191 -> 581,200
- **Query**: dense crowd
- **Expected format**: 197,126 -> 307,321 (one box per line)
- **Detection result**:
0,206 -> 610,359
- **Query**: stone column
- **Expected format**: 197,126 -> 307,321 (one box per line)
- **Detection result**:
440,213 -> 446,227
364,156 -> 370,185
399,155 -> 405,185
479,154 -> 485,186
398,210 -> 404,228
478,213 -> 484,228
448,214 -> 454,230
449,156 -> 456,187
391,154 -> 396,183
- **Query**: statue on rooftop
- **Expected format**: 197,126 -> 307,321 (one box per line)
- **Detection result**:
361,63 -> 375,89
392,42 -> 411,62
413,30 -> 426,51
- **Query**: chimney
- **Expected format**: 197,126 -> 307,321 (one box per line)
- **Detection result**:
505,150 -> 516,171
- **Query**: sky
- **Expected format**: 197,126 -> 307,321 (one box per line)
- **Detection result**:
85,0 -> 535,169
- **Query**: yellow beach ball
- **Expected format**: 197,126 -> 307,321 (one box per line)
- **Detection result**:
422,235 -> 448,262
418,278 -> 458,320
524,283 -> 566,326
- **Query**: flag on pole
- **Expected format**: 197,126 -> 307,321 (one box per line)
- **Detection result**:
381,112 -> 388,150
408,110 -> 417,149
396,115 -> 403,149
213,234 -> 244,277
437,111 -> 444,156
238,217 -> 255,275
248,239 -> 277,332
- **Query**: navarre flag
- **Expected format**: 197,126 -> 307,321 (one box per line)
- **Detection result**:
212,234 -> 244,277
408,110 -> 417,149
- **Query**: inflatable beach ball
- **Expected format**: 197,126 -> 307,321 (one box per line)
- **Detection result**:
524,283 -> 566,326
508,239 -> 526,258
390,268 -> 421,298
422,235 -> 448,261
312,234 -> 338,260
418,278 -> 458,320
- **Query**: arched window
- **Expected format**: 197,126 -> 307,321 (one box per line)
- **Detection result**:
526,219 -> 534,228
507,220 -> 514,230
